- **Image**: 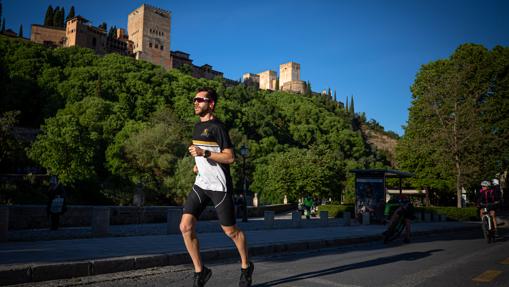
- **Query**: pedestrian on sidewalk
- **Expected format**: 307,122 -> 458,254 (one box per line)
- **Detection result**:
180,88 -> 254,287
303,194 -> 313,219
46,176 -> 66,231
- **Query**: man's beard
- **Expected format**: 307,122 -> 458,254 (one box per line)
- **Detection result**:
196,107 -> 210,117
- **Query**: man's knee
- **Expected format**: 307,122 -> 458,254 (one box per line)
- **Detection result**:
223,226 -> 241,239
180,215 -> 196,235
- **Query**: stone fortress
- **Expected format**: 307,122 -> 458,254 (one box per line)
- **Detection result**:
243,61 -> 307,94
30,4 -> 226,81
30,3 -> 308,92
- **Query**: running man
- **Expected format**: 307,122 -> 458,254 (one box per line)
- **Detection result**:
180,88 -> 254,287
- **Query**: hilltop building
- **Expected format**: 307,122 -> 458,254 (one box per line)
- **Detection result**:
128,4 -> 172,69
28,4 -> 233,83
242,73 -> 260,87
279,62 -> 306,94
243,61 -> 307,93
66,16 -> 132,55
170,50 -> 224,80
258,70 -> 277,91
31,16 -> 132,55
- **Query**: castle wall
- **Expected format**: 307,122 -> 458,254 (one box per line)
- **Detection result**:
30,25 -> 65,47
281,80 -> 307,94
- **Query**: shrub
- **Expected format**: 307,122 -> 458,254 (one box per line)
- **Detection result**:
317,204 -> 354,218
415,206 -> 478,221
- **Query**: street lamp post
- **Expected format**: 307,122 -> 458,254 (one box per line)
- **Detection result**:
240,145 -> 249,222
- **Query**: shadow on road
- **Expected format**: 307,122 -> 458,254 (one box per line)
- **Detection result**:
254,249 -> 443,287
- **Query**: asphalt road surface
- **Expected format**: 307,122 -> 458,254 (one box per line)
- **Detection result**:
21,229 -> 509,287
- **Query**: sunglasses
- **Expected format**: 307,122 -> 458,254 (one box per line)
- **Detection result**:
193,97 -> 211,104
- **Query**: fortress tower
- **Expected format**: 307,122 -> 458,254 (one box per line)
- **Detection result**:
128,4 -> 172,69
279,62 -> 300,87
258,70 -> 277,91
280,61 -> 306,94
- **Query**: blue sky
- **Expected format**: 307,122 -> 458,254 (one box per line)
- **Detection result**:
3,0 -> 509,135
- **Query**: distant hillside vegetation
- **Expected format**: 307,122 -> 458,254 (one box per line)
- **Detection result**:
358,119 -> 399,166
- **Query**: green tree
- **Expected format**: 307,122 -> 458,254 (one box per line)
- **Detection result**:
52,6 -> 60,27
251,147 -> 345,204
44,5 -> 54,26
108,26 -> 117,38
350,95 -> 355,115
396,44 -> 508,207
106,108 -> 189,204
0,111 -> 21,170
66,6 -> 75,22
28,97 -> 115,184
59,7 -> 65,27
98,22 -> 107,32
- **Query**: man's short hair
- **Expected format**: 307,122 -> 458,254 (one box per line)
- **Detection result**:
196,87 -> 218,104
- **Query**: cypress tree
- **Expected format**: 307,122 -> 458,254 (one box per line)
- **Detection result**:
108,25 -> 117,38
98,22 -> 107,32
60,7 -> 65,27
52,6 -> 60,27
0,0 -> 3,22
18,24 -> 22,37
345,96 -> 349,113
1,18 -> 5,33
44,5 -> 54,26
350,95 -> 355,115
66,6 -> 75,21
334,90 -> 337,102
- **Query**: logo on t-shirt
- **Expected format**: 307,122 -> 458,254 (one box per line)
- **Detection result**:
201,128 -> 210,137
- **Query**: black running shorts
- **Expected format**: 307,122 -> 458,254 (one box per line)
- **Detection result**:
183,184 -> 236,226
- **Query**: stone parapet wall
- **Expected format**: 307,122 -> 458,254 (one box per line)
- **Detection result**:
281,80 -> 306,94
6,204 -> 296,230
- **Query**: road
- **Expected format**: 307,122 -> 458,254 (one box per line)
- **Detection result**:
20,229 -> 509,287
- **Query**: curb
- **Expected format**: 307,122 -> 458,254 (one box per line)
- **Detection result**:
0,225 -> 478,286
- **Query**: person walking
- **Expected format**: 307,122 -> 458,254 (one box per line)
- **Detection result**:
46,176 -> 66,230
303,194 -> 314,219
180,88 -> 254,287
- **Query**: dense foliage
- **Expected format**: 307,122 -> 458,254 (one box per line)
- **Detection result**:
396,44 -> 509,207
0,35 -> 390,205
415,207 -> 478,221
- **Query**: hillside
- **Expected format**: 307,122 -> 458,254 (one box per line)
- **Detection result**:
359,123 -> 399,166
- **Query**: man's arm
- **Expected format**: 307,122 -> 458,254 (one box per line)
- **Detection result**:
188,145 -> 235,164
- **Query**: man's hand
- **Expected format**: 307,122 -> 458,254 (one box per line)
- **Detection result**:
193,164 -> 198,174
188,145 -> 204,157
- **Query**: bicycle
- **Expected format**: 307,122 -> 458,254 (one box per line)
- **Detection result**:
382,212 -> 406,244
480,203 -> 497,244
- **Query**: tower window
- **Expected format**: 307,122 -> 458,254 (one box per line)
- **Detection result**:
155,44 -> 159,49
149,42 -> 152,48
160,45 -> 163,50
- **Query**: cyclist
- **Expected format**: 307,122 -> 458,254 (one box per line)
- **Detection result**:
303,194 -> 314,219
477,180 -> 500,237
383,195 -> 415,243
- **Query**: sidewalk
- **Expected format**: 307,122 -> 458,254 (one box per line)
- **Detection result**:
0,218 -> 479,286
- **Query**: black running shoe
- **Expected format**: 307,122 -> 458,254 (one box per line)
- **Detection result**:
193,266 -> 212,287
239,261 -> 254,287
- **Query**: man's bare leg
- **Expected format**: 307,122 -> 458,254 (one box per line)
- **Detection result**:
180,213 -> 203,272
222,225 -> 249,268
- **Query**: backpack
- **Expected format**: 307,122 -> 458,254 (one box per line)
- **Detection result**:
50,196 -> 64,214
